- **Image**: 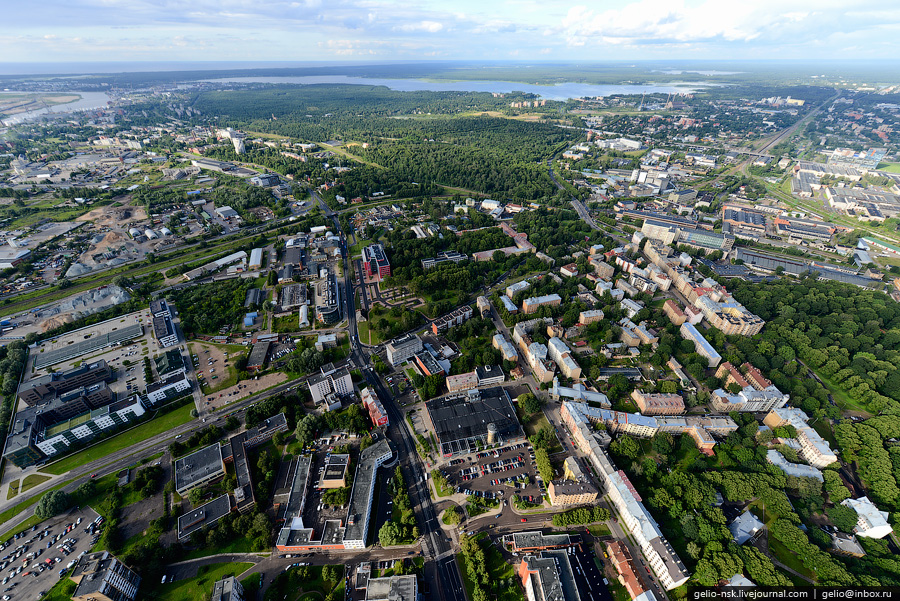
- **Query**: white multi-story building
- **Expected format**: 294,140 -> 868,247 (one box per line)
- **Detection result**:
385,334 -> 423,366
842,497 -> 893,539
547,337 -> 581,379
679,322 -> 721,368
711,386 -> 789,413
145,373 -> 191,406
307,367 -> 353,405
763,408 -> 838,468
343,440 -> 393,549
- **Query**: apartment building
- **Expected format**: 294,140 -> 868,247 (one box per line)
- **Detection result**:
679,322 -> 721,368
548,480 -> 599,506
631,391 -> 685,415
522,294 -> 562,314
548,337 -> 582,379
763,407 -> 838,468
385,333 -> 423,366
662,300 -> 686,326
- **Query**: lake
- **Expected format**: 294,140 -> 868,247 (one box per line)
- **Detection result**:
202,76 -> 705,101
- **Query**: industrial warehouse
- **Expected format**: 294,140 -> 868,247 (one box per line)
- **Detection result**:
424,387 -> 523,457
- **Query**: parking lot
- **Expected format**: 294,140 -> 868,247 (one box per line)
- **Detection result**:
570,543 -> 613,601
437,443 -> 545,505
0,507 -> 101,601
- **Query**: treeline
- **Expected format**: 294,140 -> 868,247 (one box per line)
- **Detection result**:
193,85 -> 525,129
0,341 -> 29,444
551,506 -> 610,527
834,415 -> 900,514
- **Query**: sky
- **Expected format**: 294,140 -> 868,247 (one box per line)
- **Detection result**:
1,0 -> 898,63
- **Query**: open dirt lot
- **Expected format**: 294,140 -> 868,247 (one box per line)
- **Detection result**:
190,341 -> 289,410
75,200 -> 147,226
119,458 -> 172,545
204,372 -> 288,411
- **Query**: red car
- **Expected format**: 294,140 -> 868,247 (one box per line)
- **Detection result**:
90,474 -> 97,478
521,518 -> 527,523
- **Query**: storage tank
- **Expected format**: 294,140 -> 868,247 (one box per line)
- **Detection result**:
486,422 -> 498,445
299,304 -> 309,328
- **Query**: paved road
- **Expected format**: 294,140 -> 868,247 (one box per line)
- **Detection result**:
315,191 -> 467,601
0,369 -> 335,532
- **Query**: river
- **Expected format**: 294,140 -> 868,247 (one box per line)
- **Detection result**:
0,91 -> 112,125
201,75 -> 706,101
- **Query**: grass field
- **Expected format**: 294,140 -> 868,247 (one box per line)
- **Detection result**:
357,320 -> 383,345
156,562 -> 254,601
43,402 -> 195,475
877,162 -> 900,174
6,480 -> 18,500
182,536 -> 260,560
273,313 -> 301,333
40,576 -> 77,601
515,405 -> 562,453
21,473 -> 51,493
768,537 -> 817,581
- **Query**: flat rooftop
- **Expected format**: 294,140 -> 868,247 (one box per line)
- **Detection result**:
506,530 -> 577,551
174,443 -> 224,493
366,574 -> 417,601
425,387 -> 521,455
281,455 -> 312,520
34,322 -> 143,370
177,494 -> 232,539
345,439 -> 392,544
323,453 -> 349,482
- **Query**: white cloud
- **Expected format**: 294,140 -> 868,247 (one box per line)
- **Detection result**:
0,0 -> 898,61
396,20 -> 443,33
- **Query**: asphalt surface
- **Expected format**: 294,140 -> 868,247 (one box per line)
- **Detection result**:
1,507 -> 100,601
317,191 -> 467,601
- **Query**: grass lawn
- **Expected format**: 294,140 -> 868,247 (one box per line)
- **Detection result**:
40,576 -> 77,601
6,480 -> 18,500
21,473 -> 51,493
156,562 -> 254,601
264,565 -> 341,601
42,402 -> 195,475
182,535 -> 260,560
515,406 -> 562,453
809,367 -> 871,415
431,470 -> 454,497
606,575 -> 633,601
876,162 -> 900,174
357,320 -> 383,346
767,537 -> 817,581
274,313 -> 301,333
587,524 -> 611,537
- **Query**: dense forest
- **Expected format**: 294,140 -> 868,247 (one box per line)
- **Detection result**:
169,278 -> 254,335
609,416 -> 893,587
192,86 -> 577,199
729,278 -> 900,411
